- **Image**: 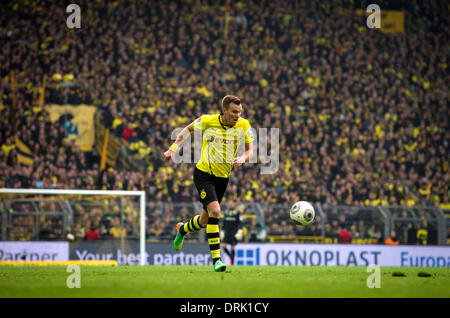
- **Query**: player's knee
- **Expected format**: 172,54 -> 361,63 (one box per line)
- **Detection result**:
208,208 -> 221,219
207,202 -> 221,218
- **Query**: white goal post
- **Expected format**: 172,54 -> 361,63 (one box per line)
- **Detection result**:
0,188 -> 146,265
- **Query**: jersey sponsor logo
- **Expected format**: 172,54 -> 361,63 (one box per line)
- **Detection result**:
213,138 -> 237,145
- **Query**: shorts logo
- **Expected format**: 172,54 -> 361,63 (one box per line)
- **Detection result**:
200,189 -> 207,199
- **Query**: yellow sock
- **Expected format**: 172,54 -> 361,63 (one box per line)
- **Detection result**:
180,215 -> 202,236
206,217 -> 221,263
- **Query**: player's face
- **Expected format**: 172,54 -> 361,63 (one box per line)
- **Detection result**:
223,102 -> 242,126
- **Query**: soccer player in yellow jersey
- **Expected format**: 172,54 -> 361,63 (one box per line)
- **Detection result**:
163,95 -> 254,272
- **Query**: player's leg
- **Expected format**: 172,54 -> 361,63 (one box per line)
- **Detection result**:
206,176 -> 229,271
198,208 -> 209,227
189,168 -> 228,271
193,168 -> 216,228
174,169 -> 211,251
230,244 -> 236,265
179,209 -> 206,236
174,209 -> 206,251
222,229 -> 236,265
206,200 -> 226,271
222,242 -> 232,262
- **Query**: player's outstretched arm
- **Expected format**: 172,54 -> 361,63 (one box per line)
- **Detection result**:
163,121 -> 194,162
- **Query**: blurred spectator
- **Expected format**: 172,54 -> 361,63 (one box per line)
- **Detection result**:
74,223 -> 86,241
65,226 -> 76,242
338,226 -> 351,244
86,221 -> 100,242
416,226 -> 428,245
325,223 -> 340,243
249,221 -> 268,243
39,222 -> 51,241
256,225 -> 268,242
356,220 -> 366,239
407,223 -> 418,245
368,226 -> 384,244
385,231 -> 400,245
109,216 -> 127,238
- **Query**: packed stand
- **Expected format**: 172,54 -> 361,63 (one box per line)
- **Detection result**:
0,0 -> 448,244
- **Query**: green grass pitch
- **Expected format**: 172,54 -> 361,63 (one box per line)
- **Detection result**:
0,265 -> 449,298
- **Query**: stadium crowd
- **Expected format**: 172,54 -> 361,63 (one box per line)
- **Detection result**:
0,0 -> 448,244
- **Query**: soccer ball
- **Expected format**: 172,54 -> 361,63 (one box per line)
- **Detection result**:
290,201 -> 315,226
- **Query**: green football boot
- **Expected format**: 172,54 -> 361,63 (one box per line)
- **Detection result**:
173,223 -> 185,251
214,259 -> 226,272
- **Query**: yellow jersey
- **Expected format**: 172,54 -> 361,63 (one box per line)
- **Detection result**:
193,114 -> 254,178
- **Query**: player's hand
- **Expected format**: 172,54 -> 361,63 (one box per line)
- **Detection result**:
163,150 -> 174,162
232,156 -> 245,168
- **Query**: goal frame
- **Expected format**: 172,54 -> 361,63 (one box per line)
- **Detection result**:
0,188 -> 146,265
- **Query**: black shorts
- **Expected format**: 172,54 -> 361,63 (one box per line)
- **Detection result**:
223,231 -> 238,246
193,167 -> 229,211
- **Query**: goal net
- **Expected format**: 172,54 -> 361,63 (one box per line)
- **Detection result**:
0,188 -> 146,265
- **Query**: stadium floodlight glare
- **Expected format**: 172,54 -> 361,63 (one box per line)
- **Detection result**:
0,188 -> 146,265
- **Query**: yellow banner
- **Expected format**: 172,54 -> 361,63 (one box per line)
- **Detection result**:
17,153 -> 34,165
46,104 -> 97,151
15,136 -> 34,165
15,136 -> 32,155
381,10 -> 404,33
95,116 -> 121,168
356,9 -> 404,34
